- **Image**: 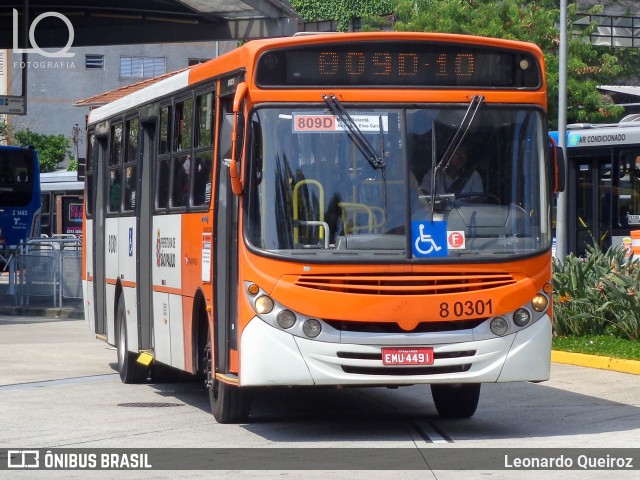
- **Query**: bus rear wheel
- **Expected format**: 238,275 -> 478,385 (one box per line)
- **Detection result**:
430,383 -> 480,418
116,294 -> 148,384
203,333 -> 251,424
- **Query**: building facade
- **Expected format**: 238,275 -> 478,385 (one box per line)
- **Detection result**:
2,41 -> 235,152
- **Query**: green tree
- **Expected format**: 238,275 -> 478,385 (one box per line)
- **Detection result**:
392,0 -> 632,128
291,0 -> 394,31
0,121 -> 11,145
13,129 -> 72,172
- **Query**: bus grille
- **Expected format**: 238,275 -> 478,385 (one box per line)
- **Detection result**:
341,364 -> 472,376
294,272 -> 516,295
325,319 -> 485,333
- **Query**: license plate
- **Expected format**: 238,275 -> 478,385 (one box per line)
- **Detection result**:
382,347 -> 434,366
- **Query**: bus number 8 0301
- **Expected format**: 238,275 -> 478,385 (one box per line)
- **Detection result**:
440,299 -> 493,318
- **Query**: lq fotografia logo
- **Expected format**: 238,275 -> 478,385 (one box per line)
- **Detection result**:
12,8 -> 75,58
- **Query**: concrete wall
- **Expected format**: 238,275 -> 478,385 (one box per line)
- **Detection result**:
5,41 -> 236,154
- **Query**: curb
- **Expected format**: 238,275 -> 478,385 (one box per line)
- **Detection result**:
552,350 -> 640,376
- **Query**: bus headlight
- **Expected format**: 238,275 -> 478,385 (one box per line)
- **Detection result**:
276,310 -> 296,329
513,308 -> 531,327
531,294 -> 548,312
490,317 -> 509,336
255,295 -> 274,314
302,319 -> 322,338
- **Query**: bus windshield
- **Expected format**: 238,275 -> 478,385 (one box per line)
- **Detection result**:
245,105 -> 550,260
0,149 -> 37,207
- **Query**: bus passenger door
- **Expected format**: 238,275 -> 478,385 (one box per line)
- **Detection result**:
213,93 -> 241,375
137,119 -> 155,351
569,157 -> 599,255
93,135 -> 108,335
570,149 -> 640,255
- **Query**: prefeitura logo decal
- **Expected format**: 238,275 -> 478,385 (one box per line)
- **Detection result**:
156,229 -> 176,268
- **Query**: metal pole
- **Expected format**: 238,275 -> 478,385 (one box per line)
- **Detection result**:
555,0 -> 569,259
21,0 -> 28,115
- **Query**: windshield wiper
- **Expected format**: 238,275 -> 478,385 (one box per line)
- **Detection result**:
432,94 -> 484,182
322,93 -> 385,170
429,94 -> 484,213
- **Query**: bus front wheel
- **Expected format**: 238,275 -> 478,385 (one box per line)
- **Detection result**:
203,334 -> 251,424
116,294 -> 148,384
430,383 -> 480,418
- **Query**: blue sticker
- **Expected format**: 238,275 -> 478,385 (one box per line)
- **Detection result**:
412,220 -> 447,258
568,132 -> 580,147
129,228 -> 134,257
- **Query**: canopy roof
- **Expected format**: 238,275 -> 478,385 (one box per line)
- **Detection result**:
0,1 -> 300,47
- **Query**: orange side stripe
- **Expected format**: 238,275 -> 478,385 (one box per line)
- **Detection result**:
104,278 -> 137,289
153,285 -> 182,295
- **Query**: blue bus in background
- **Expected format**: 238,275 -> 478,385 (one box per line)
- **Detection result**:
0,146 -> 41,260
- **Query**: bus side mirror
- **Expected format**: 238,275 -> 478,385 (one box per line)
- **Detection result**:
549,136 -> 565,193
227,152 -> 242,196
227,82 -> 248,196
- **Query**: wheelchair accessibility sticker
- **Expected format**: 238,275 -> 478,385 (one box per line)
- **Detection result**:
412,220 -> 447,257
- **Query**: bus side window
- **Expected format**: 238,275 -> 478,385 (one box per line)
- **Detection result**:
193,152 -> 212,207
108,123 -> 124,213
157,158 -> 170,210
41,192 -> 51,236
124,117 -> 139,212
125,166 -> 136,210
174,98 -> 193,152
171,154 -> 191,208
108,169 -> 122,213
156,106 -> 171,210
196,92 -> 213,148
159,106 -> 171,155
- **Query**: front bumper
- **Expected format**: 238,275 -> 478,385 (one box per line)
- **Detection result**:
239,314 -> 551,386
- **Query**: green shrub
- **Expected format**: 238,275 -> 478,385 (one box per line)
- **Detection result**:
553,244 -> 640,341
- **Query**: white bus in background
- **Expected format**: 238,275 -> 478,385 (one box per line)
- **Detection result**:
552,115 -> 640,255
40,170 -> 84,238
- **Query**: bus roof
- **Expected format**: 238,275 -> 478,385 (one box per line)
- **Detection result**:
551,118 -> 640,148
40,170 -> 83,192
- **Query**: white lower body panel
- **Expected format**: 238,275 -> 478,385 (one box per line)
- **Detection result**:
240,315 -> 551,386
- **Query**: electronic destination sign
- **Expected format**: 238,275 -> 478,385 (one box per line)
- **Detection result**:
256,41 -> 541,89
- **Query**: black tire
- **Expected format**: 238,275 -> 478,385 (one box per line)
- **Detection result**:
430,383 -> 481,418
203,333 -> 251,423
116,294 -> 149,384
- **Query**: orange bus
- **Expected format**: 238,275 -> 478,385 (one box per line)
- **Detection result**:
83,32 -> 563,423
